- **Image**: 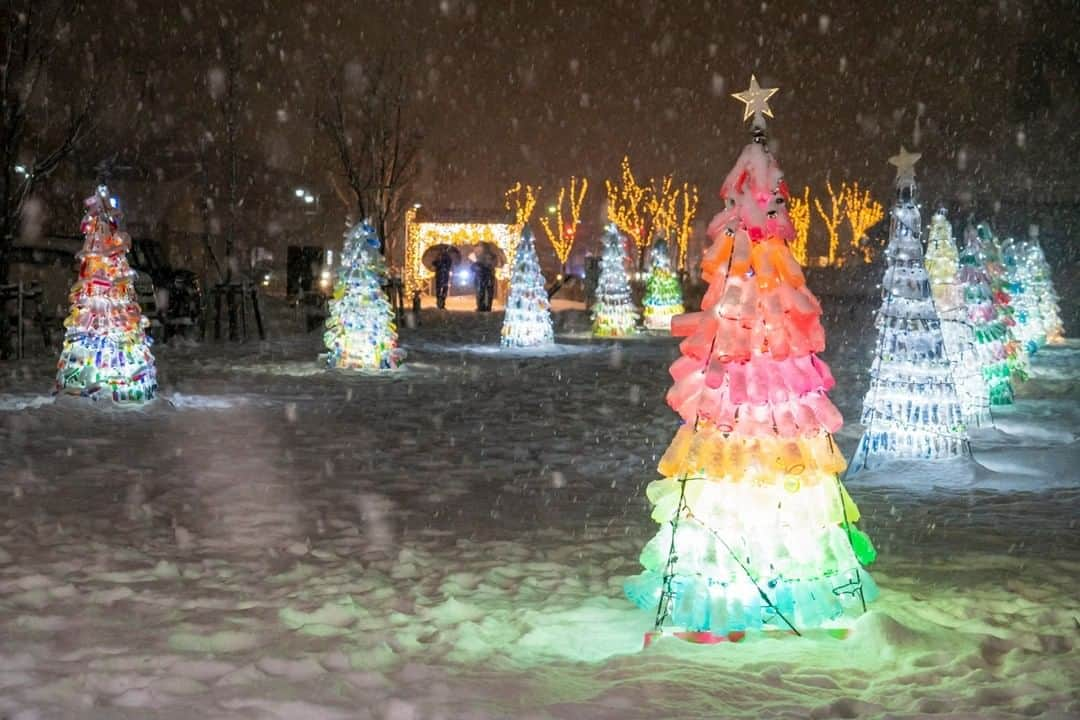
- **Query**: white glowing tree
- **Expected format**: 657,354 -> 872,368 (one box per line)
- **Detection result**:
501,228 -> 554,347
850,150 -> 968,473
591,223 -> 639,336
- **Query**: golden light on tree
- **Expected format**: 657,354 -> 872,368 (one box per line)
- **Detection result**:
649,178 -> 698,271
788,186 -> 811,266
504,182 -> 540,229
538,176 -> 587,270
842,182 -> 885,264
814,181 -> 845,267
605,156 -> 652,269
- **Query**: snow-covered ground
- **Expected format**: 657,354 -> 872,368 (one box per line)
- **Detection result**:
1,306 -> 1078,720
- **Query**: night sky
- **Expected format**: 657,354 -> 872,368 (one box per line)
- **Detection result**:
39,0 -> 1080,259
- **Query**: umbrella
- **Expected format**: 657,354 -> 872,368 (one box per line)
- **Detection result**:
421,244 -> 462,270
474,241 -> 506,267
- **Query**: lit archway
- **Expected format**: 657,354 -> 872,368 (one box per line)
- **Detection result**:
403,207 -> 521,297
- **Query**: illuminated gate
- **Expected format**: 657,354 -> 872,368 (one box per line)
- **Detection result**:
403,207 -> 521,297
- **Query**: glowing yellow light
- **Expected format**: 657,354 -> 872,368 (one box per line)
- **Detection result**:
504,182 -> 540,228
539,176 -> 587,268
403,207 -> 521,297
842,182 -> 885,264
649,178 -> 698,271
814,181 -> 845,268
605,156 -> 651,268
788,186 -> 811,266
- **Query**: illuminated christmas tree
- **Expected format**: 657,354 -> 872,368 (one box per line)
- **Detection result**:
1001,236 -> 1042,354
625,78 -> 877,641
924,209 -> 991,427
1020,230 -> 1065,345
501,228 -> 554,347
957,225 -> 1015,405
54,186 -> 157,404
323,220 -> 401,370
1003,230 -> 1064,351
972,224 -> 1028,384
642,236 -> 684,330
591,223 -> 639,336
849,149 -> 968,473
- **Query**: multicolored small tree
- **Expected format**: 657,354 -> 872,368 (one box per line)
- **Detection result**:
958,225 -> 1016,405
591,223 -> 639,337
55,186 -> 157,404
642,236 -> 684,330
501,228 -> 554,347
850,150 -> 968,472
973,224 -> 1028,384
323,220 -> 401,370
625,78 -> 876,641
924,209 -> 991,427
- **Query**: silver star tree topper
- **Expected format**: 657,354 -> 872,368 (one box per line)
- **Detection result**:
731,75 -> 779,126
888,146 -> 922,186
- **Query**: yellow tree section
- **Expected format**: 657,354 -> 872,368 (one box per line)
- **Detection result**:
649,178 -> 699,271
606,156 -> 698,271
814,181 -> 845,267
504,182 -> 540,229
539,177 -> 587,269
843,183 -> 884,264
788,186 -> 811,266
605,157 -> 651,268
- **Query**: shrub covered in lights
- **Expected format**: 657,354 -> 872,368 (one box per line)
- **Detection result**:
591,223 -> 639,337
924,209 -> 992,427
850,151 -> 968,473
323,220 -> 401,370
501,228 -> 554,347
54,186 -> 157,404
624,79 -> 877,640
642,236 -> 684,330
956,225 -> 1016,405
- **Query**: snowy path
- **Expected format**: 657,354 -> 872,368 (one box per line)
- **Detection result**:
1,311 -> 1078,719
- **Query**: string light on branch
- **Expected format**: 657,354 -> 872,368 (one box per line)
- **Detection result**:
843,183 -> 885,264
504,182 -> 540,229
788,186 -> 811,266
538,176 -> 587,269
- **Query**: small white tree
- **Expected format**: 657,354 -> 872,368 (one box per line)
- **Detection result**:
592,223 -> 639,336
501,228 -> 554,347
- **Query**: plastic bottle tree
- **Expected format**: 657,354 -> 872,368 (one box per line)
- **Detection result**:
973,224 -> 1028,383
642,236 -> 685,330
1000,236 -> 1043,354
501,227 -> 554,347
849,149 -> 968,473
591,223 -> 639,336
323,220 -> 400,370
55,186 -> 157,404
625,78 -> 877,641
957,225 -> 1016,405
924,209 -> 991,427
1020,231 -> 1064,345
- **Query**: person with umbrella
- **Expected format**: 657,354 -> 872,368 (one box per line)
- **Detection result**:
432,246 -> 454,309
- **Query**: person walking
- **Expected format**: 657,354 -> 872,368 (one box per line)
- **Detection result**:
433,247 -> 453,309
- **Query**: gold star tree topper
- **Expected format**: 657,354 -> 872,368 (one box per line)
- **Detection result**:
888,146 -> 922,186
731,75 -> 779,125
